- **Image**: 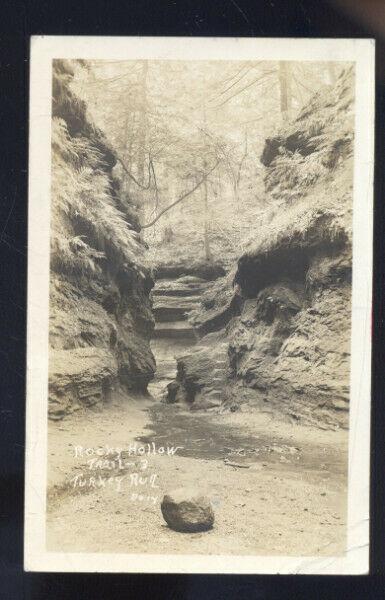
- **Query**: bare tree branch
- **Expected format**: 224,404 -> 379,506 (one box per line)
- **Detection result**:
147,160 -> 160,220
211,70 -> 276,109
236,130 -> 248,187
214,66 -> 256,99
117,154 -> 152,190
141,161 -> 220,228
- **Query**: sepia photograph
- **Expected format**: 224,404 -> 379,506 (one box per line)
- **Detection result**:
25,37 -> 374,574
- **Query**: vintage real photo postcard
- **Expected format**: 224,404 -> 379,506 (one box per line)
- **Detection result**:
25,36 -> 374,574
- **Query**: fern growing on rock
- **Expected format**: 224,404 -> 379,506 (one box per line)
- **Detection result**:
48,60 -> 155,420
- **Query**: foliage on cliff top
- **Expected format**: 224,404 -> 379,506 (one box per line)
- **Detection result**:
242,67 -> 354,263
261,66 -> 354,203
241,164 -> 353,263
51,61 -> 148,281
190,66 -> 354,325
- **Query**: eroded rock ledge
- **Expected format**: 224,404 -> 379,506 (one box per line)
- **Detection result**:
166,68 -> 354,429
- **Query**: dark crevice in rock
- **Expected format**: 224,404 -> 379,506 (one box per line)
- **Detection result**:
236,247 -> 310,299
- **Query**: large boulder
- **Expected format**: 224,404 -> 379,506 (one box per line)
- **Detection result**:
161,488 -> 215,532
164,331 -> 229,408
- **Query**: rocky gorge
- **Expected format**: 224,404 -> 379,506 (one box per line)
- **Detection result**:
49,60 -> 354,434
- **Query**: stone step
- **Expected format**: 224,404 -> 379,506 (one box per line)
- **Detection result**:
164,371 -> 177,379
153,297 -> 201,322
205,388 -> 223,398
153,305 -> 189,322
154,321 -> 197,340
153,295 -> 201,307
173,275 -> 207,285
213,367 -> 226,374
152,286 -> 206,298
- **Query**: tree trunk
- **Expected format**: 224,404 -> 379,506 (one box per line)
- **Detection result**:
279,61 -> 291,120
136,60 -> 149,230
137,60 -> 148,183
234,130 -> 248,202
202,108 -> 213,262
123,112 -> 134,195
203,178 -> 213,262
327,63 -> 337,85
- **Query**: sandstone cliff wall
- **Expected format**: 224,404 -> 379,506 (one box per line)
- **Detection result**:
169,67 -> 355,429
48,60 -> 155,419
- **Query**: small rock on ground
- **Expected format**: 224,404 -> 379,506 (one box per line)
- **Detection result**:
161,488 -> 215,533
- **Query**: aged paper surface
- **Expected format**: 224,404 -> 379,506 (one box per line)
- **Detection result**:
25,36 -> 374,574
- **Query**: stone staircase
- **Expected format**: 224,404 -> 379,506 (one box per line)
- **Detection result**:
151,275 -> 231,411
152,276 -> 208,341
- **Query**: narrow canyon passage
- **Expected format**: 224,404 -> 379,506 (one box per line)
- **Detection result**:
148,275 -> 207,399
46,58 -> 354,559
46,267 -> 348,557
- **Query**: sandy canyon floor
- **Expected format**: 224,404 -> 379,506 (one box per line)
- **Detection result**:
46,392 -> 348,558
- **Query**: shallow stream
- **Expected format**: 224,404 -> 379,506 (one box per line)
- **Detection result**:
143,277 -> 347,482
